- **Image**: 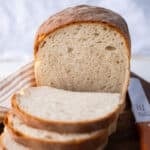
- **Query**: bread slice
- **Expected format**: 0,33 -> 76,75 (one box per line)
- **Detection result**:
5,113 -> 107,150
0,128 -> 29,150
11,86 -> 120,133
34,5 -> 131,109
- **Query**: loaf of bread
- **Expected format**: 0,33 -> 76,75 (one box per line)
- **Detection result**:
34,5 -> 131,109
4,113 -> 108,150
11,86 -> 120,133
0,5 -> 131,150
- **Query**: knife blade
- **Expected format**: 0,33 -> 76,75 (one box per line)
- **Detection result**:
128,77 -> 150,150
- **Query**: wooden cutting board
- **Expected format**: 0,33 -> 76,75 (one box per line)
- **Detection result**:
106,73 -> 150,150
0,73 -> 149,150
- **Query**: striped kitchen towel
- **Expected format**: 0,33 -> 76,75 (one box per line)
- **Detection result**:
0,62 -> 36,121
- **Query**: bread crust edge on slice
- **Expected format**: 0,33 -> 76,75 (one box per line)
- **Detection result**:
11,94 -> 120,133
4,112 -> 108,150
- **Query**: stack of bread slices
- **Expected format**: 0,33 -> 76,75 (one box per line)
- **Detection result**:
0,5 -> 131,150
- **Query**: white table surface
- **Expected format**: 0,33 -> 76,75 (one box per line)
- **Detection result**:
0,56 -> 150,83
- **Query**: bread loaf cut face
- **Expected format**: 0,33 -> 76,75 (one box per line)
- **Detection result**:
35,23 -> 128,93
34,5 -> 130,95
5,113 -> 107,150
11,86 -> 120,133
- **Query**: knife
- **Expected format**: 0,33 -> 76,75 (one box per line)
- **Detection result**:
128,77 -> 150,150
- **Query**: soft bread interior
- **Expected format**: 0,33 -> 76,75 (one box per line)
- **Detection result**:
35,23 -> 128,93
16,87 -> 120,122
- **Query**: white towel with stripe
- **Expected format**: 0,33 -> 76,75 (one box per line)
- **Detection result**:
0,62 -> 36,111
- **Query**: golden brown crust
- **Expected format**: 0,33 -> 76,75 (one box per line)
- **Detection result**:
11,94 -> 119,134
34,5 -> 131,57
5,113 -> 108,150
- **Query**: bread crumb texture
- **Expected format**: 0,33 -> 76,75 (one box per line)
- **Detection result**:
35,23 -> 128,92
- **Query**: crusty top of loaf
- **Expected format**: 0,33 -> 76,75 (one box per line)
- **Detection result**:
34,5 -> 131,56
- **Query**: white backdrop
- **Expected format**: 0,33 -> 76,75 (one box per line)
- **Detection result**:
0,0 -> 150,61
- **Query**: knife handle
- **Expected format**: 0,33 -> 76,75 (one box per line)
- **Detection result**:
137,122 -> 150,150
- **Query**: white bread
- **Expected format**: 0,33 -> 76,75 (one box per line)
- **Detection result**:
11,86 -> 120,133
4,113 -> 107,150
0,128 -> 29,150
0,130 -> 105,150
34,5 -> 131,109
